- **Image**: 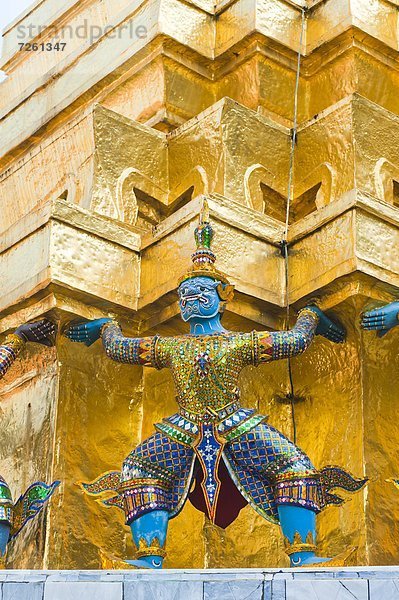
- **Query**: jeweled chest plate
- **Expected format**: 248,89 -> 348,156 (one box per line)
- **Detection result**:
163,333 -> 252,414
194,351 -> 211,377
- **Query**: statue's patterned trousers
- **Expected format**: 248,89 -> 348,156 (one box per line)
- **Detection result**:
121,417 -> 332,528
82,408 -> 366,531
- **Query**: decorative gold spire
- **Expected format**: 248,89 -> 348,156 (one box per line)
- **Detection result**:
283,531 -> 316,556
136,537 -> 167,559
178,200 -> 233,296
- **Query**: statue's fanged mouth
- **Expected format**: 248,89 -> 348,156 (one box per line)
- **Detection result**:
180,294 -> 211,307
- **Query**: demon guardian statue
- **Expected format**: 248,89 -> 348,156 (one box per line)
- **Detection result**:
66,203 -> 366,568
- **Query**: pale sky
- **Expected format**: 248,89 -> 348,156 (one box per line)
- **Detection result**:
0,0 -> 36,58
0,0 -> 35,79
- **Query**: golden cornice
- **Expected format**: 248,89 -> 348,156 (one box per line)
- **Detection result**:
1,31 -> 399,171
0,186 -> 399,332
141,193 -> 284,249
2,0 -> 398,74
1,0 -> 399,170
2,87 -> 399,330
3,92 -> 399,240
0,1 -> 397,89
0,199 -> 142,257
166,29 -> 399,82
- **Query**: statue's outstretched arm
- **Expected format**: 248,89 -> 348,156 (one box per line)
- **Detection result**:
0,319 -> 56,380
101,321 -> 156,366
65,319 -> 160,367
254,306 -> 345,364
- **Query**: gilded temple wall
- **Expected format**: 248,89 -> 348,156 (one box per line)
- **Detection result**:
0,343 -> 58,568
1,0 -> 399,568
45,338 -> 145,569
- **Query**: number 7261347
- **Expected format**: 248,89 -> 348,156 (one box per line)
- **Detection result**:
19,42 -> 67,51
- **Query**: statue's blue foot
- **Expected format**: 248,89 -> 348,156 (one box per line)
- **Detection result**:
129,511 -> 168,569
290,547 -> 357,568
99,551 -> 163,570
290,552 -> 331,567
277,505 -> 357,568
300,555 -> 331,565
126,555 -> 164,569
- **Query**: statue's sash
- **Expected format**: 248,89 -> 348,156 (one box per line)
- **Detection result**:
192,423 -> 225,523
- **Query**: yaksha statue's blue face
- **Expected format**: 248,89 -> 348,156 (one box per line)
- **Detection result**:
178,276 -> 222,322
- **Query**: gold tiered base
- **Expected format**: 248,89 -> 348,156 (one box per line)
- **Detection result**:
301,547 -> 358,568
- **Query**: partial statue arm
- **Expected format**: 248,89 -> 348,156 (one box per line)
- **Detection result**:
361,301 -> 399,337
0,335 -> 25,380
64,319 -> 160,367
0,319 -> 56,380
101,321 -> 156,366
253,306 -> 345,365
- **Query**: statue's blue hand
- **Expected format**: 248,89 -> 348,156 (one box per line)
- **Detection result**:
304,306 -> 346,343
361,301 -> 399,338
15,319 -> 57,347
64,318 -> 112,346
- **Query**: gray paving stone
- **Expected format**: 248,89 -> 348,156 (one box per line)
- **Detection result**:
3,573 -> 47,583
124,580 -> 203,600
201,571 -> 265,581
293,571 -> 337,579
76,571 -> 122,582
44,581 -> 122,600
271,579 -> 286,600
332,571 -> 361,579
3,582 -> 44,600
3,567 -> 399,600
45,573 -> 78,582
359,569 -> 399,579
369,579 -> 399,600
204,579 -> 264,600
124,570 -> 209,582
263,580 -> 272,599
286,579 -> 368,600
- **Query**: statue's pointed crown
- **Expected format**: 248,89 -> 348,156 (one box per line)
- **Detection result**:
178,200 -> 232,290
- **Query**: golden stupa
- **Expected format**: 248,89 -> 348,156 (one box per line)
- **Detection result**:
0,0 -> 399,568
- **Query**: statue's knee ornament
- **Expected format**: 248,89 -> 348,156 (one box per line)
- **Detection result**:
274,471 -> 322,513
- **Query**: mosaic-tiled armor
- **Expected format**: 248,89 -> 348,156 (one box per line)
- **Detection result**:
0,321 -> 60,558
70,202 -> 367,568
99,313 -> 352,524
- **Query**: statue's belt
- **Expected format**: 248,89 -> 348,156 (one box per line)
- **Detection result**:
154,406 -> 267,446
179,399 -> 242,423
